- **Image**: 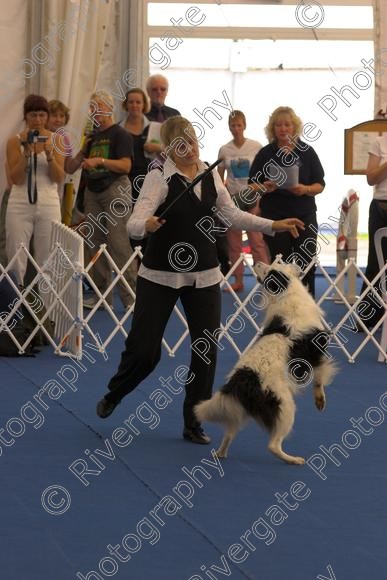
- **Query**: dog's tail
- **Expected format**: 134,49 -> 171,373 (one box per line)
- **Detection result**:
195,392 -> 223,423
195,391 -> 245,426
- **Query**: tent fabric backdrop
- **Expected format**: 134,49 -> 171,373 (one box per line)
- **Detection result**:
0,0 -> 28,197
41,0 -> 119,138
0,0 -> 119,197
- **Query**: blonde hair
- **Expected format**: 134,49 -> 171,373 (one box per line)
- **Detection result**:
265,106 -> 302,143
160,116 -> 196,148
90,91 -> 115,121
48,99 -> 70,124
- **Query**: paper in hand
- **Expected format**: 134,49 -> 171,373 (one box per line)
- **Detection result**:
282,165 -> 299,188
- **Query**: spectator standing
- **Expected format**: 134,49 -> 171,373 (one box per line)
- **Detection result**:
67,92 -> 137,310
218,110 -> 269,292
145,74 -> 180,123
121,88 -> 163,201
358,135 -> 387,329
121,88 -> 164,258
248,106 -> 325,297
5,94 -> 64,292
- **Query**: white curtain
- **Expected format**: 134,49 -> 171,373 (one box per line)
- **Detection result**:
0,0 -> 28,196
374,0 -> 387,114
0,0 -> 121,197
41,0 -> 119,140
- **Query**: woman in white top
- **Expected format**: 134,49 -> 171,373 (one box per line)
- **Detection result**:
218,111 -> 269,292
96,116 -> 304,445
6,94 -> 64,288
359,135 -> 387,328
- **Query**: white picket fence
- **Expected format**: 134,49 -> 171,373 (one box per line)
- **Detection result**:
0,223 -> 386,362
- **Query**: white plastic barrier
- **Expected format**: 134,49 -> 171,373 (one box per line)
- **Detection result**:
1,241 -> 386,363
48,222 -> 84,357
374,227 -> 387,362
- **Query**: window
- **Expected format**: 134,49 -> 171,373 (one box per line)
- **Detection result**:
145,1 -> 375,253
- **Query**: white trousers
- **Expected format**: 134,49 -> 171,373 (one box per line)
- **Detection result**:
6,187 -> 61,285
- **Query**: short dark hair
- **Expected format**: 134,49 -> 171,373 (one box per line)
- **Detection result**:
23,94 -> 49,119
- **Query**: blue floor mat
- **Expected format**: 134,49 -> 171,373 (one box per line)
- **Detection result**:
0,276 -> 386,580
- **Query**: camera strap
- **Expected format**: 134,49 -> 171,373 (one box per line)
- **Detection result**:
27,151 -> 38,204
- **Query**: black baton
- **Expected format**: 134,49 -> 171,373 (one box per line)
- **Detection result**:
157,158 -> 223,221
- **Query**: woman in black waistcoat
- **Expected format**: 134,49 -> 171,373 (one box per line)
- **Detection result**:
96,116 -> 304,444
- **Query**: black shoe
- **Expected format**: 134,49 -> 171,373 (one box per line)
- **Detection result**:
183,426 -> 211,445
96,397 -> 119,418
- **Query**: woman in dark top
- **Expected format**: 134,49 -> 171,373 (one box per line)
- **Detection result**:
121,89 -> 164,257
248,106 -> 325,297
67,91 -> 137,310
121,88 -> 163,201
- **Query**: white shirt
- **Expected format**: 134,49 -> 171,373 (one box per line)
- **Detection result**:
128,157 -> 274,288
218,138 -> 262,196
368,135 -> 387,200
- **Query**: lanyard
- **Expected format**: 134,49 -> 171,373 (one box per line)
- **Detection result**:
27,151 -> 38,204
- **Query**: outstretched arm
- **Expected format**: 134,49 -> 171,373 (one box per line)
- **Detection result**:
272,218 -> 305,238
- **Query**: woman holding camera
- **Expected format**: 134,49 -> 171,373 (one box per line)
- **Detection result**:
6,94 -> 64,288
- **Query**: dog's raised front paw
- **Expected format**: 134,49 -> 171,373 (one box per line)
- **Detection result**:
215,449 -> 228,459
315,395 -> 326,411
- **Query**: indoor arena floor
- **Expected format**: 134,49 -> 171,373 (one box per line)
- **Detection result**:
1,275 -> 386,580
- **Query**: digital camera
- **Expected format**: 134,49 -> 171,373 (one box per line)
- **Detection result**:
27,129 -> 48,144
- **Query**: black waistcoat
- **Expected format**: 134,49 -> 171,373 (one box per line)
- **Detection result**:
142,171 -> 219,272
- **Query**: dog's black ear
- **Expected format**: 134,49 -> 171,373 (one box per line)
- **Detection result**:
263,269 -> 290,296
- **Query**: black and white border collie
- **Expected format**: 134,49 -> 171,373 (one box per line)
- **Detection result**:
195,262 -> 337,465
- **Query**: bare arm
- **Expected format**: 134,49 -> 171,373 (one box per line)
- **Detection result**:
366,153 -> 387,186
287,182 -> 325,197
218,165 -> 225,182
82,156 -> 131,174
144,142 -> 163,155
7,136 -> 29,186
65,151 -> 85,174
44,133 -> 65,183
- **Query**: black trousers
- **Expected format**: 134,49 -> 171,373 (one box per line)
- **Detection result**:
106,276 -> 221,428
359,199 -> 387,326
264,212 -> 318,297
